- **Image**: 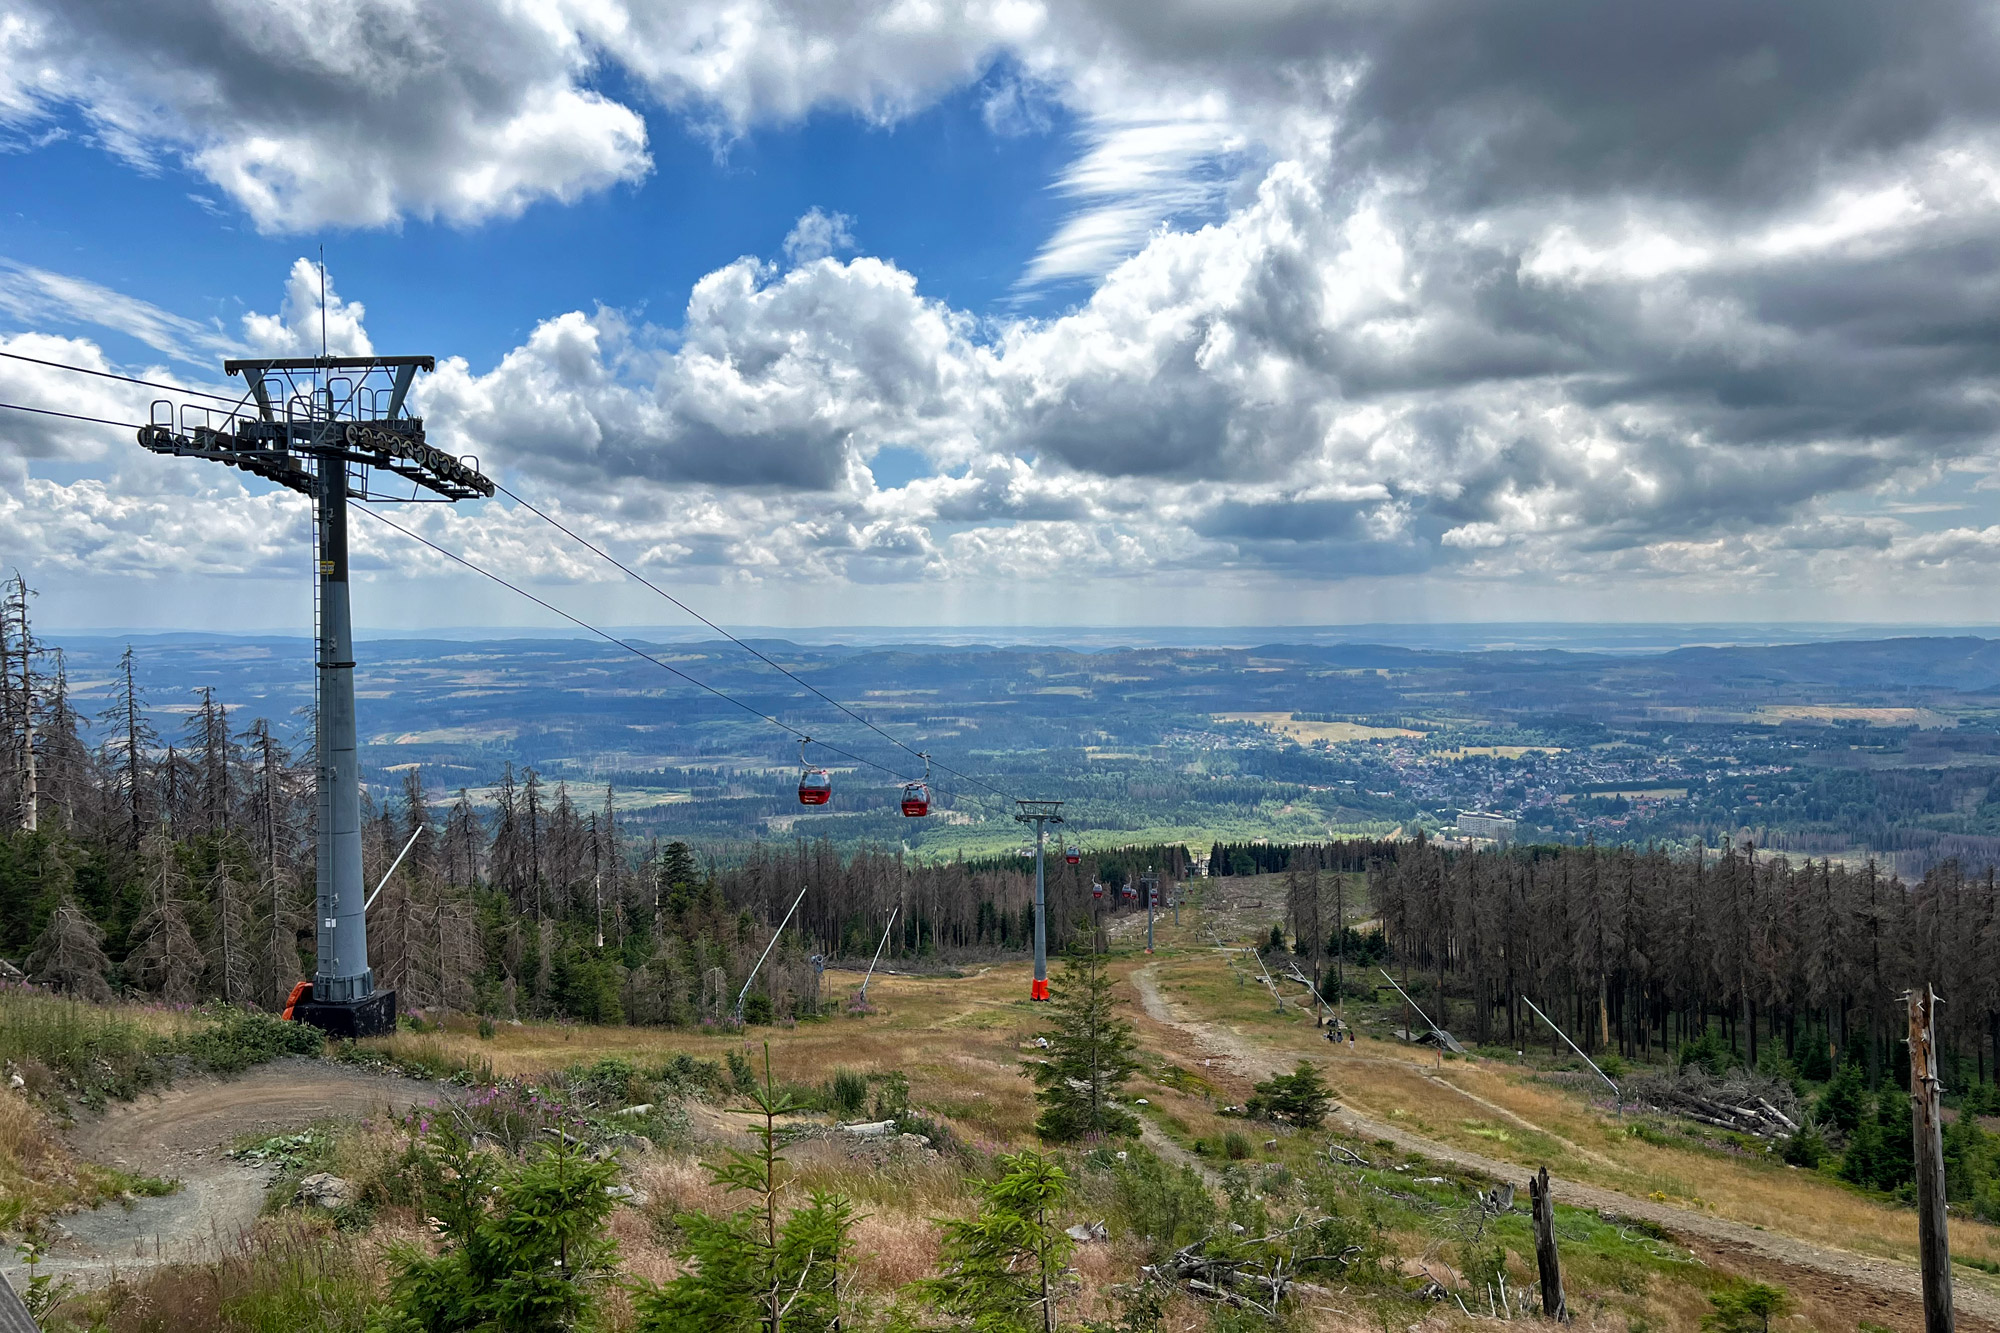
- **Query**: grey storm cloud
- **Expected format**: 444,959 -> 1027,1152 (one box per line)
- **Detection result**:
1333,0 -> 2000,209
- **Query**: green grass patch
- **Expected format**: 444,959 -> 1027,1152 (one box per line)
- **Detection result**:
0,987 -> 168,1109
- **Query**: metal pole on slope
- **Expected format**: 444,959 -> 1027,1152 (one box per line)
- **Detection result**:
1910,984 -> 1954,1333
736,884 -> 809,1025
1015,801 -> 1064,1001
1247,944 -> 1285,1014
363,825 -> 426,913
1521,994 -> 1620,1108
859,905 -> 901,1003
1379,966 -> 1469,1064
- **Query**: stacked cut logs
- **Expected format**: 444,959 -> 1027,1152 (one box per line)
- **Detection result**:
1624,1070 -> 1801,1138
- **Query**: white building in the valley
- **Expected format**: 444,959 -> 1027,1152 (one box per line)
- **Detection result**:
1457,811 -> 1516,841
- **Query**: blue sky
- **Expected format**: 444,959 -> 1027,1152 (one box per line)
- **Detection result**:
0,74 -> 1079,370
4,0 -> 2000,634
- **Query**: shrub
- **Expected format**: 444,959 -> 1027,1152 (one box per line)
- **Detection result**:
1817,1059 -> 1869,1134
869,1071 -> 911,1120
1780,1124 -> 1827,1169
564,1057 -> 643,1108
376,1130 -> 620,1333
184,1009 -> 323,1074
1247,1061 -> 1333,1128
653,1053 -> 726,1098
727,1049 -> 756,1092
827,1068 -> 868,1118
894,1108 -> 964,1159
1701,1279 -> 1790,1332
742,992 -> 774,1026
448,1083 -> 587,1155
1111,1148 -> 1217,1257
1223,1131 -> 1251,1160
1678,1029 -> 1734,1079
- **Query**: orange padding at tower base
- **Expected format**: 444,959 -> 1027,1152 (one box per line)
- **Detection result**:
282,980 -> 312,1021
1030,978 -> 1049,1001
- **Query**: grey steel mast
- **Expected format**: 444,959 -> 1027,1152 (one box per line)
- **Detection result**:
138,353 -> 492,1035
1014,800 -> 1064,1000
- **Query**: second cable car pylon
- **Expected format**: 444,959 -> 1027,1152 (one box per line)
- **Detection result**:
1013,799 -> 1064,1000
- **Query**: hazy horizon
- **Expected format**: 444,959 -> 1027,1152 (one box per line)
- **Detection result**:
39,620 -> 2000,655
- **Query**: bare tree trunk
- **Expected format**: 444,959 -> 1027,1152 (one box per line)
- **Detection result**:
1910,985 -> 1955,1333
1529,1167 -> 1569,1322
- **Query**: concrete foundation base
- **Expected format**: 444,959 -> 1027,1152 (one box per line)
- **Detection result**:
291,988 -> 397,1039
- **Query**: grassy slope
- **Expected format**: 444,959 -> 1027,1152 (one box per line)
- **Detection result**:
345,911 -> 2000,1329
1139,886 -> 2000,1305
23,884 -> 1986,1330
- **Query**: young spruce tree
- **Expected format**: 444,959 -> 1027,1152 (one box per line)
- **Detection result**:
914,1150 -> 1073,1333
637,1044 -> 854,1333
1026,934 -> 1139,1142
377,1129 -> 620,1333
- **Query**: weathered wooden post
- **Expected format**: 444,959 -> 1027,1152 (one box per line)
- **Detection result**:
1528,1166 -> 1569,1322
1911,985 -> 1954,1333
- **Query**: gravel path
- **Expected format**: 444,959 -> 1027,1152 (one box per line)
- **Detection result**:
6,1059 -> 436,1289
1130,961 -> 2000,1328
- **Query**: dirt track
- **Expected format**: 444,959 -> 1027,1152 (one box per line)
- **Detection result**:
5,1059 -> 437,1288
1130,961 -> 2000,1328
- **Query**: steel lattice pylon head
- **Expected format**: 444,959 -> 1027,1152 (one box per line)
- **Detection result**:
136,355 -> 493,502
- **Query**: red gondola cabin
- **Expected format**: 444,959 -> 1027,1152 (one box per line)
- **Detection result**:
796,737 -> 832,805
901,782 -> 930,817
1064,845 -> 1081,864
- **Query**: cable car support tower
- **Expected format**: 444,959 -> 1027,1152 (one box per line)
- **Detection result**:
1014,799 -> 1064,1000
138,354 -> 493,1036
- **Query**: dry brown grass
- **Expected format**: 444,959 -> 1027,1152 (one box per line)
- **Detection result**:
363,965 -> 1049,1146
849,1212 -> 942,1291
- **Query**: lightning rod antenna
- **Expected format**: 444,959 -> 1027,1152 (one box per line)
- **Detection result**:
318,246 -> 328,360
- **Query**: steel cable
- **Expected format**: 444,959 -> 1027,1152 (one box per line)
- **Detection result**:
493,480 -> 1020,804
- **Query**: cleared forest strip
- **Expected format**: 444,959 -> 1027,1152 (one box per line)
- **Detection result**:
1128,958 -> 2000,1323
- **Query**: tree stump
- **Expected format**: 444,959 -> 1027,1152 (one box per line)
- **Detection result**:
1528,1166 -> 1569,1322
